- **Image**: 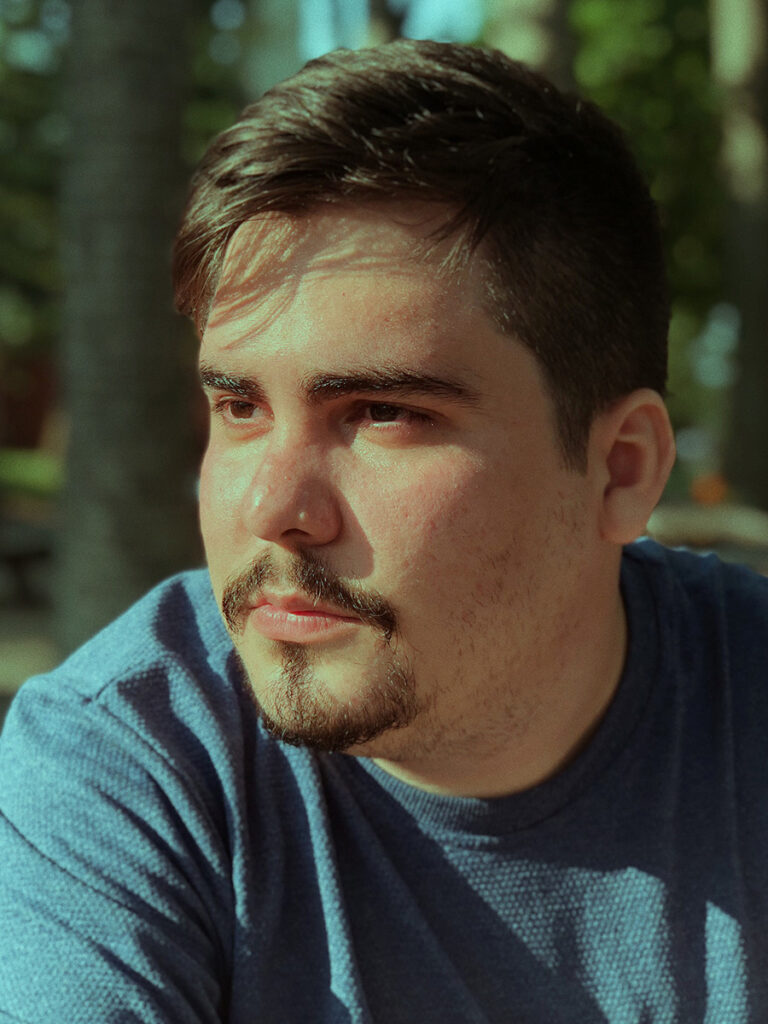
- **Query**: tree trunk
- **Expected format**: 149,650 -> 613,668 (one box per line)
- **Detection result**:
55,0 -> 202,653
712,0 -> 768,509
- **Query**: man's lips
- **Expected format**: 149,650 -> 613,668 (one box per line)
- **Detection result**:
247,593 -> 361,643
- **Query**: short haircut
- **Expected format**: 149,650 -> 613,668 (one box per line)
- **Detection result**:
173,38 -> 669,469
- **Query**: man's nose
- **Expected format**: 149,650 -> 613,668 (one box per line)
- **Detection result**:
241,440 -> 342,548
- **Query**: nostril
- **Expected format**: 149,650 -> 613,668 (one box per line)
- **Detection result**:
242,461 -> 342,546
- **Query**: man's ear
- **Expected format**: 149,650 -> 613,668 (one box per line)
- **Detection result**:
590,388 -> 676,545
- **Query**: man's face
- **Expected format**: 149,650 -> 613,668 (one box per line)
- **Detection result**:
199,203 -> 601,764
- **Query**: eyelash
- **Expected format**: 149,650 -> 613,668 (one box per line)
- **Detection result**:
211,398 -> 434,429
352,402 -> 434,427
213,397 -> 258,422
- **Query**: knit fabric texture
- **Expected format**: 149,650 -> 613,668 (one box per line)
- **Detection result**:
0,541 -> 766,1022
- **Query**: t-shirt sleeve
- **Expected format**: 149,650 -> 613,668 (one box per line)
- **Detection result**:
0,675 -> 231,1023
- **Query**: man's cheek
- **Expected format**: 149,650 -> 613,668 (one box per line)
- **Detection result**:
369,485 -> 481,592
198,456 -> 251,573
366,455 -> 481,527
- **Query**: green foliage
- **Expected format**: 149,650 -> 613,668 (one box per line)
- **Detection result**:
0,0 -> 736,480
0,1 -> 243,443
0,0 -> 64,359
0,445 -> 61,497
571,0 -> 725,460
184,12 -> 244,166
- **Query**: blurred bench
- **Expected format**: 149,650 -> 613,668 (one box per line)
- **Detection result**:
0,448 -> 61,605
0,517 -> 54,604
647,503 -> 768,575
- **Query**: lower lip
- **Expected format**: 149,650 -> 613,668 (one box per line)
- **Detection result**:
248,604 -> 360,643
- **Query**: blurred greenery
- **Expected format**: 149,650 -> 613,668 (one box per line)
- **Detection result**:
0,446 -> 60,497
0,0 -> 757,500
0,0 -> 242,453
570,0 -> 728,497
0,0 -> 62,363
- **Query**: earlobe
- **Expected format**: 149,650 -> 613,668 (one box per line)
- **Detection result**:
593,389 -> 676,545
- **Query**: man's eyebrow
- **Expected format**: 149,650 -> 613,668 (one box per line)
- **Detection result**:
302,368 -> 482,406
199,365 -> 266,402
199,363 -> 483,406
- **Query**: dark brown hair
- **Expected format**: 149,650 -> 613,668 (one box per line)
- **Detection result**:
173,38 -> 669,468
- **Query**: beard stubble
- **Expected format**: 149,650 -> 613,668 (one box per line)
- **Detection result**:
221,552 -> 420,753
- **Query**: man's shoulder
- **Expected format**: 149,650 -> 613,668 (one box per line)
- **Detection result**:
625,537 -> 768,601
623,537 -> 768,657
3,568 -> 240,762
0,569 -> 261,832
51,568 -> 230,699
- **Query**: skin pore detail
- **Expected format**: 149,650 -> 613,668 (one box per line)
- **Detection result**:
198,200 -> 630,798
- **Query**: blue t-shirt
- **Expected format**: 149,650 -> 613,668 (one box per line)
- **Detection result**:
0,541 -> 766,1023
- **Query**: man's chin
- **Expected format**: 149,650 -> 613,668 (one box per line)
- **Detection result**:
240,642 -> 420,754
257,706 -> 403,754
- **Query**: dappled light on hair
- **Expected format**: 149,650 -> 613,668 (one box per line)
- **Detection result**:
174,38 -> 669,469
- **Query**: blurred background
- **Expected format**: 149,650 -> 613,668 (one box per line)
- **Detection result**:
1,0 -> 767,722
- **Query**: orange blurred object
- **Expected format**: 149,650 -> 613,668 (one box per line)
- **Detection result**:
690,473 -> 729,506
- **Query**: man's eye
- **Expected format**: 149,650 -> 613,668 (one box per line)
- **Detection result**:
214,398 -> 258,422
361,402 -> 434,427
367,403 -> 406,423
229,401 -> 257,419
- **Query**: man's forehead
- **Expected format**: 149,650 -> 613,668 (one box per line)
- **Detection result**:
205,201 -> 484,332
224,200 -> 456,264
201,278 -> 467,364
204,201 -> 487,342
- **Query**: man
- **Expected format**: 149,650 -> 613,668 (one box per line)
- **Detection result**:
1,38 -> 766,1023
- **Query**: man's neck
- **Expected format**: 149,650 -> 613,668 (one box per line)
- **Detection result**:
370,592 -> 628,800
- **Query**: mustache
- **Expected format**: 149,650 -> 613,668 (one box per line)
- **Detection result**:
221,551 -> 397,642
